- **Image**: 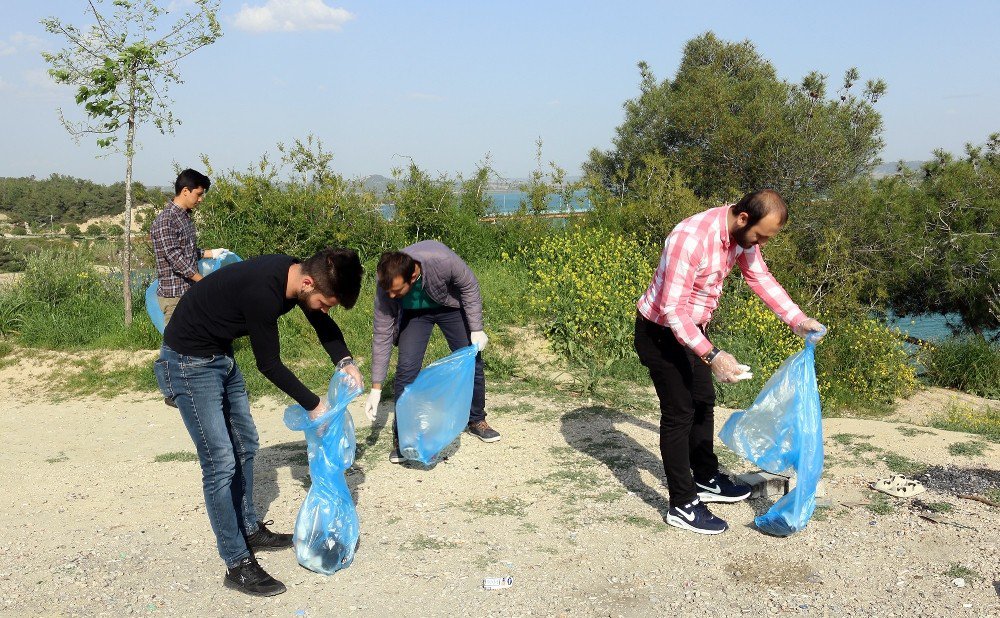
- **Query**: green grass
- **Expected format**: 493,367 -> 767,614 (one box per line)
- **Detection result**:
942,564 -> 980,581
400,534 -> 458,551
881,452 -> 928,476
948,441 -> 988,457
831,433 -> 875,446
985,488 -> 1000,504
58,357 -> 158,397
153,451 -> 198,463
461,497 -> 529,518
923,336 -> 1000,399
895,426 -> 936,438
931,403 -> 1000,443
923,502 -> 953,513
867,492 -> 895,515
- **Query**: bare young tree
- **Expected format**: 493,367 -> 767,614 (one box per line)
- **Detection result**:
42,0 -> 222,325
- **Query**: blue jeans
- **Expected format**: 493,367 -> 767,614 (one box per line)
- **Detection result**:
153,344 -> 260,567
394,307 -> 486,434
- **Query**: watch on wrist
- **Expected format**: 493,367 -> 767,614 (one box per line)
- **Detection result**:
701,346 -> 721,365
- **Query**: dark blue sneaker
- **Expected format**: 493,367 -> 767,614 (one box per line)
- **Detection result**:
696,474 -> 752,503
665,498 -> 728,535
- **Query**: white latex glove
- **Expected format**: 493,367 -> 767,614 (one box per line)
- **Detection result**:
793,318 -> 827,342
308,395 -> 329,421
470,330 -> 488,352
734,364 -> 753,381
710,351 -> 744,383
364,388 -> 382,422
210,248 -> 230,260
340,362 -> 364,391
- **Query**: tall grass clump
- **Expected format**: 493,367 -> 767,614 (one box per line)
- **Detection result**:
6,248 -> 159,350
922,336 -> 1000,399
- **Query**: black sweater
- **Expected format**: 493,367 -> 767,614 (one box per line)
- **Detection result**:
163,254 -> 350,410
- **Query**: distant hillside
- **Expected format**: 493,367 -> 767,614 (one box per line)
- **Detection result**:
0,174 -> 169,228
361,174 -> 393,194
873,160 -> 925,178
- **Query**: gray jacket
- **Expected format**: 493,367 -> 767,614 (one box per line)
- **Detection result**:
371,240 -> 484,383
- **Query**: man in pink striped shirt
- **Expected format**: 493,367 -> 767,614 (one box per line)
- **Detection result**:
634,189 -> 824,535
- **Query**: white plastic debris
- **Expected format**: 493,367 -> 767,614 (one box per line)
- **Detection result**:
483,576 -> 513,590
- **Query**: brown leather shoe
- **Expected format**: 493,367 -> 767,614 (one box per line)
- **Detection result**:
466,420 -> 501,443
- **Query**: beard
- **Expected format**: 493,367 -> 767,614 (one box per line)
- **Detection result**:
297,289 -> 316,310
732,225 -> 754,249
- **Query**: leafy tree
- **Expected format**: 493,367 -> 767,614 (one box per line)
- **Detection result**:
883,137 -> 1000,336
586,32 -> 886,205
583,152 -> 704,249
86,223 -> 103,237
41,0 -> 221,325
64,223 -> 82,238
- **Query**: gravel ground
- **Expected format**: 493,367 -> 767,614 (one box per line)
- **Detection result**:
0,360 -> 998,617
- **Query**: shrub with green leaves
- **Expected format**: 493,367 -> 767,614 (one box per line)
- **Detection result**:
922,336 -> 1000,399
710,283 -> 917,412
524,229 -> 653,364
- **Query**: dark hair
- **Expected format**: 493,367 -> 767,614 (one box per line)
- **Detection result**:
174,169 -> 211,196
300,247 -> 363,309
376,251 -> 417,290
732,189 -> 788,226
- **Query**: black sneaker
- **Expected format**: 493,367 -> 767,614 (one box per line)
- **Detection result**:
223,555 -> 286,597
696,474 -> 752,503
665,498 -> 728,535
466,420 -> 501,443
389,446 -> 405,464
246,520 -> 293,551
164,397 -> 178,408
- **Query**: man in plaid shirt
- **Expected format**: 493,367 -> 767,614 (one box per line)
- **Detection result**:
634,189 -> 825,535
150,169 -> 229,326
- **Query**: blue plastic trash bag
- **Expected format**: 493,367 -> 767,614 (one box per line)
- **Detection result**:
145,252 -> 242,333
283,370 -> 363,575
396,345 -> 478,465
718,330 -> 826,536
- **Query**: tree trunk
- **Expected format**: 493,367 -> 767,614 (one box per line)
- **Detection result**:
122,107 -> 137,327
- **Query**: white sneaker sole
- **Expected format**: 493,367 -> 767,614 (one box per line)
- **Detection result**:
467,430 -> 501,443
665,514 -> 728,535
697,490 -> 751,503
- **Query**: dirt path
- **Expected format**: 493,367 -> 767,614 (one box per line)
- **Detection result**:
1,361 -> 998,617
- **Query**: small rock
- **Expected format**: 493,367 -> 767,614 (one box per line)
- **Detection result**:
952,577 -> 965,588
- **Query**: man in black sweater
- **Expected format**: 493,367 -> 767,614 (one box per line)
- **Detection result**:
153,247 -> 364,597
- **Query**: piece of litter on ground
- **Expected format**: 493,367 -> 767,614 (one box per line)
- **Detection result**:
483,576 -> 513,590
953,578 -> 966,588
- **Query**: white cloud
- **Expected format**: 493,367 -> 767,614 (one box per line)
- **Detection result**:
407,92 -> 444,102
233,0 -> 354,33
0,32 -> 45,56
0,69 -> 69,102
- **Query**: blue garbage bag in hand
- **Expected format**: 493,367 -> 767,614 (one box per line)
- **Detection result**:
396,345 -> 477,465
718,332 -> 825,536
283,371 -> 363,575
145,252 -> 242,334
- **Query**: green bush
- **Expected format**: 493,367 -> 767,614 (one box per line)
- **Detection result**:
524,228 -> 653,365
711,284 -> 918,412
922,336 -> 1000,399
85,223 -> 102,236
7,248 -> 159,350
64,223 -> 82,238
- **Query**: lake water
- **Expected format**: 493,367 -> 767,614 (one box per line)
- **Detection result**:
888,312 -> 996,342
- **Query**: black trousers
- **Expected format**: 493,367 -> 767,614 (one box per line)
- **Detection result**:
633,313 -> 719,506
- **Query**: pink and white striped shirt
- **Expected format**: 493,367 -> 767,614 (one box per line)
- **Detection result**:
637,205 -> 807,357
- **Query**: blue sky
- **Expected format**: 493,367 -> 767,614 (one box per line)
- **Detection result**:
1,0 -> 998,186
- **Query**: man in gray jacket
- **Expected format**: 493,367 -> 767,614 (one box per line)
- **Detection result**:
364,240 -> 499,462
